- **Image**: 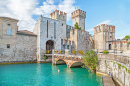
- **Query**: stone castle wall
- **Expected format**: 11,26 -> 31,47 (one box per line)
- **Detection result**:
97,53 -> 130,86
111,40 -> 130,52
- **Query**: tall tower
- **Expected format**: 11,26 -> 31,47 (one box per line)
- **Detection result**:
50,10 -> 67,39
71,9 -> 86,30
93,24 -> 115,50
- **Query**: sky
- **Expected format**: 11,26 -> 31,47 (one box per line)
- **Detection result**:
0,0 -> 130,39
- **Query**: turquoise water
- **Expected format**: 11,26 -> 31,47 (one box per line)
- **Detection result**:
0,63 -> 102,86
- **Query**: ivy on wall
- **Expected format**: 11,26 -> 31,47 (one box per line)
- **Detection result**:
105,60 -> 130,74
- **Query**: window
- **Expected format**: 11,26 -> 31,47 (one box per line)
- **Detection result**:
47,20 -> 48,38
7,44 -> 10,48
7,29 -> 11,35
67,45 -> 69,49
62,24 -> 63,26
8,24 -> 11,26
54,22 -> 56,39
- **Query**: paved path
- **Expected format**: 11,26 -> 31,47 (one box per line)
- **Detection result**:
103,75 -> 115,86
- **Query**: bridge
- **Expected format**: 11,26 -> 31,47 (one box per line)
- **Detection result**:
52,50 -> 84,68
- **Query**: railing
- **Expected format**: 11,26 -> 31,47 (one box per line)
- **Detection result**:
95,49 -> 123,54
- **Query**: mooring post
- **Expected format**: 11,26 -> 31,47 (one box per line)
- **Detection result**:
52,49 -> 55,64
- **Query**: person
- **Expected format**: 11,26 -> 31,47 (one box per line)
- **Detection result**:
58,69 -> 60,72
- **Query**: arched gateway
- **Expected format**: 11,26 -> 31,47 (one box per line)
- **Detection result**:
46,40 -> 55,54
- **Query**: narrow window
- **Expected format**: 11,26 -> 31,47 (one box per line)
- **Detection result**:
7,44 -> 10,48
8,24 -> 11,26
7,29 -> 11,35
47,20 -> 48,38
67,45 -> 69,49
54,22 -> 56,39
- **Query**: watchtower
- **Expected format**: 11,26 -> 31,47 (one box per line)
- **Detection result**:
50,10 -> 67,39
94,24 -> 115,50
71,9 -> 86,30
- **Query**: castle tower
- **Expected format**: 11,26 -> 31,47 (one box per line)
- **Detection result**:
50,10 -> 67,39
94,24 -> 115,50
71,9 -> 86,30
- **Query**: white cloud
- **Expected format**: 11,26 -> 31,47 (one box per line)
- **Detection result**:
0,0 -> 76,31
33,0 -> 76,21
0,0 -> 38,31
87,20 -> 111,31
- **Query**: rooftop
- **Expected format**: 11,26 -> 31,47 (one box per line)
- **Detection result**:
17,30 -> 37,36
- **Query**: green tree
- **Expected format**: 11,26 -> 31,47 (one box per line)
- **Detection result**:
74,22 -> 81,30
82,50 -> 98,73
123,35 -> 130,40
123,35 -> 130,44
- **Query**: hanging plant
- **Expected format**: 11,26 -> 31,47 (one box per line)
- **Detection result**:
103,50 -> 109,54
43,55 -> 48,60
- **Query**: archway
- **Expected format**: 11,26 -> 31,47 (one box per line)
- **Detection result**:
56,59 -> 66,65
109,44 -> 111,50
70,62 -> 84,68
46,40 -> 55,54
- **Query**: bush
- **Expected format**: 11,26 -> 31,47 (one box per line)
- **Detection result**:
103,50 -> 109,54
43,55 -> 48,60
72,50 -> 76,55
82,50 -> 98,73
78,50 -> 83,55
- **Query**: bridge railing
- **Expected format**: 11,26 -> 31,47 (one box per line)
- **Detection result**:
52,49 -> 82,63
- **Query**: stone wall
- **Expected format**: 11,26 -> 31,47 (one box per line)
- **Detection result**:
0,17 -> 37,62
97,53 -> 130,86
34,15 -> 62,61
69,29 -> 93,52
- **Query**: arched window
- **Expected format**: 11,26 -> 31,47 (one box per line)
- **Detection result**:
54,22 -> 56,39
47,20 -> 48,38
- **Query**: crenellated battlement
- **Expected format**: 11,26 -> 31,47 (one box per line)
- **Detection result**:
50,9 -> 67,21
94,24 -> 115,33
71,9 -> 86,19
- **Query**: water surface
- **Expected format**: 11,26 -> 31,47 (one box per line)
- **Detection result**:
0,63 -> 102,86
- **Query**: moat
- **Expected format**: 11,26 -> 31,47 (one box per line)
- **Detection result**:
0,63 -> 102,86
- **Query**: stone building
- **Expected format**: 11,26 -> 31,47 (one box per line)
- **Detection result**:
33,9 -> 93,61
0,17 -> 37,62
93,24 -> 115,51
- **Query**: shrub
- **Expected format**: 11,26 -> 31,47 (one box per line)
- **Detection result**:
72,50 -> 76,55
78,50 -> 83,55
127,41 -> 130,44
55,50 -> 58,53
82,50 -> 98,73
43,55 -> 48,60
103,50 -> 109,54
59,51 -> 62,54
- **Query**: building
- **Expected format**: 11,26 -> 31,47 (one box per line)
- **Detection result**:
0,17 -> 37,62
33,9 -> 93,61
1,9 -> 129,62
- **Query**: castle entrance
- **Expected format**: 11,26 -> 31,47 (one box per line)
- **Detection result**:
46,40 -> 55,54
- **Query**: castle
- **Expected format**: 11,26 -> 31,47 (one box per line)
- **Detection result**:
0,9 -> 129,62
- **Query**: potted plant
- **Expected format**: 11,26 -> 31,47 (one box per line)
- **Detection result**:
55,50 -> 58,53
103,50 -> 109,54
78,50 -> 83,55
59,51 -> 62,54
72,50 -> 76,55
